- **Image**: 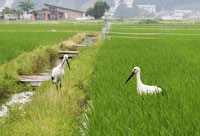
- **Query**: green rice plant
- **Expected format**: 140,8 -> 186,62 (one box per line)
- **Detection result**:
84,24 -> 200,135
0,32 -> 75,65
0,22 -> 103,65
0,23 -> 103,32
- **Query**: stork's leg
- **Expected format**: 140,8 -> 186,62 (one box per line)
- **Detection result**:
60,83 -> 62,89
162,91 -> 164,96
56,84 -> 58,90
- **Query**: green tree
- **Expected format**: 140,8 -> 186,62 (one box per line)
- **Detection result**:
18,0 -> 35,14
16,9 -> 24,15
86,7 -> 94,16
86,0 -> 110,19
2,7 -> 16,14
32,10 -> 37,18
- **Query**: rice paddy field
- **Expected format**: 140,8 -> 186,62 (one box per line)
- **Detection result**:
0,23 -> 102,65
0,21 -> 200,135
83,23 -> 200,135
0,32 -> 75,64
0,23 -> 102,32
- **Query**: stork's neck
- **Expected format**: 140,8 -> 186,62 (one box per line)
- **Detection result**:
136,71 -> 143,87
60,58 -> 66,68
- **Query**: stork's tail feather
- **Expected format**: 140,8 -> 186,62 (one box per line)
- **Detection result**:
157,86 -> 165,96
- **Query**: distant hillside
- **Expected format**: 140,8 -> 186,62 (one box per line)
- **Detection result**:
1,0 -> 200,13
12,0 -> 89,10
0,0 -> 97,11
0,0 -> 114,12
133,0 -> 200,11
113,0 -> 200,18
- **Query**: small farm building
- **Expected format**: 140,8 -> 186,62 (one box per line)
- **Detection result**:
37,4 -> 86,20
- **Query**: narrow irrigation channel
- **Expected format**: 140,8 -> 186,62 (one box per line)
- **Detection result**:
0,35 -> 96,124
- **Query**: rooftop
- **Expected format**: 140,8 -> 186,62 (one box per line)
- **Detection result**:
44,3 -> 85,13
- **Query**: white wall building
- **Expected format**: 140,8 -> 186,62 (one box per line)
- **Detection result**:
161,12 -> 183,20
160,10 -> 192,20
124,0 -> 134,8
161,15 -> 183,20
175,10 -> 192,15
22,13 -> 32,20
137,5 -> 156,13
4,14 -> 18,20
114,0 -> 120,7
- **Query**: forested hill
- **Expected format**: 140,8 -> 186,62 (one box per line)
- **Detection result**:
0,0 -> 200,12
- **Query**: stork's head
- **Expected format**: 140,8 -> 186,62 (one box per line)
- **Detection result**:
64,55 -> 69,60
63,55 -> 70,69
133,66 -> 140,73
125,66 -> 140,84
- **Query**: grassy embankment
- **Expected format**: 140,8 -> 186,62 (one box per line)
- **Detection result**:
0,22 -> 103,103
0,33 -> 102,135
0,32 -> 75,103
83,24 -> 200,135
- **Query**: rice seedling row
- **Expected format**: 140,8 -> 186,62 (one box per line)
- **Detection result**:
0,32 -> 75,65
84,24 -> 200,135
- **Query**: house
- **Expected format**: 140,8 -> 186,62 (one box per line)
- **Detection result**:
37,4 -> 86,20
4,14 -> 18,20
161,15 -> 183,20
156,10 -> 193,20
21,13 -> 32,20
175,10 -> 192,15
137,5 -> 156,14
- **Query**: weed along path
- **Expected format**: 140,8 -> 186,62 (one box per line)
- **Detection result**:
0,33 -> 102,135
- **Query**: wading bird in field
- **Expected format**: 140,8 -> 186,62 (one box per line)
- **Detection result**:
125,67 -> 162,95
51,55 -> 70,90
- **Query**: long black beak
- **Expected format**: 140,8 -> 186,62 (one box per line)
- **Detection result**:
125,71 -> 135,84
66,59 -> 70,69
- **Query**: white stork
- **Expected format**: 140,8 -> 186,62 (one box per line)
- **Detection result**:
125,67 -> 162,95
51,55 -> 70,90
